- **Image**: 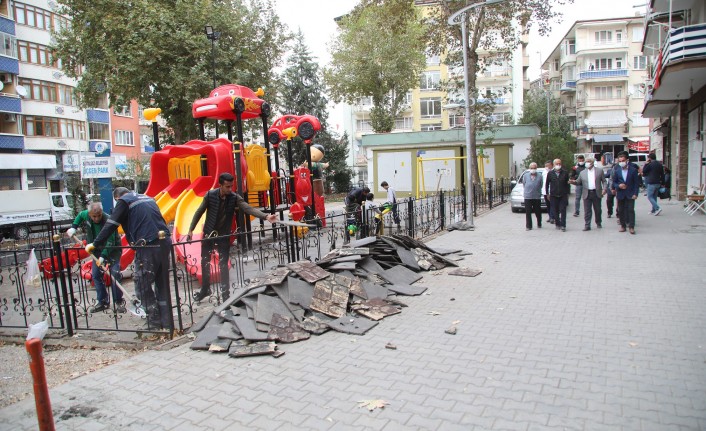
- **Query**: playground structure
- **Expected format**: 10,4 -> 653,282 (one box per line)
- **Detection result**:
66,84 -> 325,286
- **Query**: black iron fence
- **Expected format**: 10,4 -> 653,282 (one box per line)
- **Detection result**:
0,184 -> 510,337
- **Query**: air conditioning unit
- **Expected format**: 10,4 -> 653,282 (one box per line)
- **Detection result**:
0,74 -> 12,84
4,113 -> 17,122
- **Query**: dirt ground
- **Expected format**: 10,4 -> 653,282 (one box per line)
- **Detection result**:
0,341 -> 140,409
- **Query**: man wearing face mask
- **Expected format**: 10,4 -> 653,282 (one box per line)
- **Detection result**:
574,157 -> 607,231
545,158 -> 570,232
542,161 -> 555,224
570,155 -> 586,217
611,151 -> 640,234
522,162 -> 543,230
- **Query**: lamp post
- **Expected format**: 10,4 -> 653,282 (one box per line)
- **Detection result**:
447,0 -> 507,227
204,25 -> 220,89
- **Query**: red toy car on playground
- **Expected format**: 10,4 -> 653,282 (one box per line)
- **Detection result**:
267,114 -> 321,145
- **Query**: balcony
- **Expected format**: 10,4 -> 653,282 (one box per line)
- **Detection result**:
477,97 -> 507,105
0,94 -> 21,113
578,69 -> 628,80
577,96 -> 629,110
560,81 -> 576,91
646,23 -> 706,105
583,40 -> 628,51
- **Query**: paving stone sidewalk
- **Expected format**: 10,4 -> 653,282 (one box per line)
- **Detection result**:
1,197 -> 705,430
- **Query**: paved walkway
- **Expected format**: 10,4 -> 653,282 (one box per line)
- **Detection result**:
2,197 -> 705,430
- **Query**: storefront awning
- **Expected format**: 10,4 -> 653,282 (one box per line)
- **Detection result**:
593,134 -> 625,143
0,154 -> 56,169
584,110 -> 628,127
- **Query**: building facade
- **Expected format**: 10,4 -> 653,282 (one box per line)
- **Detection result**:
344,1 -> 529,187
0,0 -> 147,199
641,0 -> 706,200
542,16 -> 651,157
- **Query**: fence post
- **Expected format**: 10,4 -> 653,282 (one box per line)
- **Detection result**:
461,185 -> 467,221
169,240 -> 183,334
439,190 -> 445,231
488,179 -> 494,210
500,178 -> 505,203
52,235 -> 73,337
407,198 -> 414,238
160,231 -> 175,336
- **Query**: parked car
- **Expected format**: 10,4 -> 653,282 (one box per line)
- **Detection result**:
510,168 -> 548,213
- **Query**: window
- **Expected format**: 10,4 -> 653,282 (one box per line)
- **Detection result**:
568,40 -> 576,54
426,53 -> 440,66
631,84 -> 645,98
114,105 -> 132,117
23,116 -> 84,138
593,86 -> 613,99
0,169 -> 21,191
594,31 -> 612,45
594,58 -> 613,70
17,41 -> 60,67
355,119 -> 373,133
18,78 -> 77,106
14,2 -> 66,31
357,96 -> 372,107
449,113 -> 465,128
615,30 -> 623,44
632,56 -> 647,70
553,59 -> 560,72
0,33 -> 17,58
616,86 -> 622,98
26,169 -> 47,189
421,123 -> 442,131
115,130 -> 134,146
89,123 -> 110,140
633,112 -> 649,127
394,117 -> 413,130
632,27 -> 644,42
615,58 -> 623,69
420,72 -> 440,91
420,98 -> 441,118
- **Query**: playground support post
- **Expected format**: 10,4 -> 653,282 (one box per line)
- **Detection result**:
26,338 -> 55,431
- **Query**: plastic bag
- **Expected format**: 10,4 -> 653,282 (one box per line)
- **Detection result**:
24,248 -> 41,288
27,317 -> 48,340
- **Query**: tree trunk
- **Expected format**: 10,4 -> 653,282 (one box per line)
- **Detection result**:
466,10 -> 485,184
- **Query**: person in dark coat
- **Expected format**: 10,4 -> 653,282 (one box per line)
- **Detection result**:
188,172 -> 278,302
89,188 -> 172,330
642,153 -> 665,215
612,151 -> 640,234
545,159 -> 571,232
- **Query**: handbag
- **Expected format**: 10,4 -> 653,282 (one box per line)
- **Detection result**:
658,187 -> 670,199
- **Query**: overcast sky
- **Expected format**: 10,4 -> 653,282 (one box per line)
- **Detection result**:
273,0 -> 644,129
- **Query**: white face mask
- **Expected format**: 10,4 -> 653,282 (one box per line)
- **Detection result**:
586,163 -> 593,169
554,165 -> 561,170
529,169 -> 537,174
619,161 -> 627,168
578,161 -> 585,166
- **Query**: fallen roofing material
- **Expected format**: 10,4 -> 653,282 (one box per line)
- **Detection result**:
190,234 -> 463,358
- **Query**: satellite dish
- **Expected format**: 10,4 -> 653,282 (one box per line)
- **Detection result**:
0,82 -> 4,92
16,85 -> 28,98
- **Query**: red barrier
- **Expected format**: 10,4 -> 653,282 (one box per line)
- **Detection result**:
25,338 -> 55,431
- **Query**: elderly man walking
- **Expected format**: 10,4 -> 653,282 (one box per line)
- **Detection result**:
573,157 -> 607,231
522,163 -> 543,231
545,159 -> 570,232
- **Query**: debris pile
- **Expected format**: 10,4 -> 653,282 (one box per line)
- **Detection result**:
190,235 -> 463,358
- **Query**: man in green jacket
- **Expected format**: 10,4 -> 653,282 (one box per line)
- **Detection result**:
66,202 -> 124,313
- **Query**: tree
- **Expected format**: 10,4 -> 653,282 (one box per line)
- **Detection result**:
53,0 -> 288,144
278,30 -> 331,166
426,0 -> 570,182
521,88 -> 576,169
324,0 -> 427,133
115,155 -> 151,191
321,131 -> 353,193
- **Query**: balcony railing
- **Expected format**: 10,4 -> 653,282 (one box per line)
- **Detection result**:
588,40 -> 628,49
578,69 -> 628,80
560,81 -> 576,90
650,23 -> 706,91
477,97 -> 507,104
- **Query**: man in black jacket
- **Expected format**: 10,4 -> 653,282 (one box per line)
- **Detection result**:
545,159 -> 571,232
344,186 -> 370,215
188,173 -> 278,302
571,155 -> 586,217
642,153 -> 664,216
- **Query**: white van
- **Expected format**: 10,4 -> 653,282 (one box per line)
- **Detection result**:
628,153 -> 650,168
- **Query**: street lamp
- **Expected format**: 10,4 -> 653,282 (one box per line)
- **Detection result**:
448,0 -> 507,227
204,25 -> 221,89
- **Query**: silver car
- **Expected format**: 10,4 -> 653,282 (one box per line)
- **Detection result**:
510,168 -> 548,213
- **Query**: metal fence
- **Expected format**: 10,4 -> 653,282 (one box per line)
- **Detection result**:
0,185 -> 509,337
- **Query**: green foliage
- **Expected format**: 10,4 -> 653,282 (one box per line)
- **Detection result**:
53,0 -> 288,144
324,0 -> 427,133
521,88 -> 576,169
115,155 -> 151,190
322,131 -> 353,193
425,0 -> 570,182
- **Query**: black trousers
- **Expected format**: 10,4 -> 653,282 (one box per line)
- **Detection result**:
583,190 -> 602,227
525,199 -> 542,228
550,195 -> 568,228
201,236 -> 231,297
617,198 -> 636,228
606,191 -> 615,216
544,195 -> 554,221
134,237 -> 173,330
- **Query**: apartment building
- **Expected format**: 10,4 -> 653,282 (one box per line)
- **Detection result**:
541,16 -> 651,157
0,0 -> 145,198
345,1 -> 529,185
641,0 -> 706,200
